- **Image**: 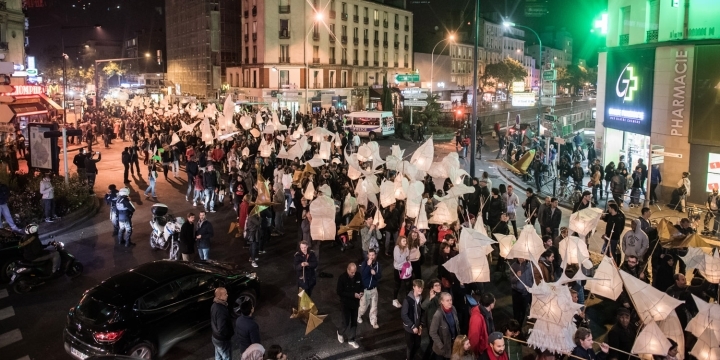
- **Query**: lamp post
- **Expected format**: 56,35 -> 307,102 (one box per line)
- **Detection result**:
430,34 -> 454,95
303,12 -> 324,119
503,21 -> 542,134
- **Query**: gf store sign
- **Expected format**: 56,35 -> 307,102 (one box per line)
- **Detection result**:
604,48 -> 656,136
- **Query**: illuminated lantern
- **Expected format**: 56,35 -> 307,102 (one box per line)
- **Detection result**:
428,198 -> 458,225
680,247 -> 712,270
276,145 -> 288,159
286,136 -> 308,161
357,144 -> 373,162
559,236 -> 593,269
619,270 -> 684,323
526,319 -> 577,354
255,113 -> 264,125
379,180 -> 396,208
373,208 -> 386,229
304,181 -> 315,200
405,181 -> 425,218
391,144 -> 404,158
441,248 -> 491,284
170,133 -> 181,146
459,227 -> 496,253
529,281 -> 582,326
506,225 -> 545,265
319,141 -> 331,160
354,178 -> 368,209
259,138 -> 274,157
252,174 -> 275,206
249,128 -> 260,138
686,294 -> 720,342
631,321 -> 672,356
494,234 -> 516,258
309,194 -> 336,241
689,328 -> 720,360
410,137 -> 434,172
346,154 -> 363,180
568,207 -> 604,237
474,213 -> 488,235
240,115 -> 253,130
334,132 -> 342,147
263,123 -> 275,134
386,155 -> 401,172
342,193 -> 357,217
306,126 -> 334,143
200,117 -> 214,144
242,147 -> 250,158
294,123 -> 305,139
416,199 -> 429,230
436,183 -> 475,200
697,252 -> 720,284
586,256 -> 623,300
393,175 -> 408,200
657,311 -> 686,360
305,155 -> 325,168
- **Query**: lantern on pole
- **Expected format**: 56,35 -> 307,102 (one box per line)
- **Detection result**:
318,141 -> 331,160
558,236 -> 593,269
685,294 -> 720,342
441,249 -> 491,284
308,193 -> 336,241
410,137 -> 434,172
657,311 -> 686,360
631,321 -> 672,356
619,270 -> 684,323
568,207 -> 603,237
379,180 -> 396,208
506,225 -> 545,264
304,181 -> 315,200
494,233 -> 516,258
416,199 -> 429,230
586,256 -> 624,300
689,328 -> 720,360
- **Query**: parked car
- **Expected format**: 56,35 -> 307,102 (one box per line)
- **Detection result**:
64,260 -> 260,360
0,229 -> 25,283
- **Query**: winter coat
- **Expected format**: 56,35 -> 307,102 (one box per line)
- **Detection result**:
401,291 -> 423,333
570,346 -> 607,360
468,306 -> 489,355
621,219 -> 649,259
394,246 -> 410,270
611,174 -> 627,196
430,307 -> 461,359
211,301 -> 234,341
359,259 -> 382,290
294,250 -> 318,291
178,221 -> 196,254
603,211 -> 626,241
245,215 -> 261,242
195,219 -> 214,249
234,314 -> 261,355
509,260 -> 533,294
336,270 -> 363,308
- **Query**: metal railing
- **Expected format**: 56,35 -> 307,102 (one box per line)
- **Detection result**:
374,20 -> 379,26
363,60 -> 368,66
312,57 -> 320,63
353,37 -> 359,45
404,25 -> 409,31
329,11 -> 336,19
363,17 -> 369,24
364,38 -> 369,46
330,35 -> 335,43
341,36 -> 347,44
374,60 -> 379,66
312,32 -> 320,41
279,5 -> 290,13
353,60 -> 358,65
383,20 -> 388,28
394,41 -> 399,49
252,33 -> 257,41
394,23 -> 399,30
341,13 -> 348,21
619,34 -> 629,46
279,30 -> 290,39
251,6 -> 257,16
374,39 -> 379,47
646,30 -> 659,43
279,57 -> 290,63
404,43 -> 408,50
353,15 -> 359,23
329,58 -> 336,64
383,40 -> 388,48
252,57 -> 257,63
341,59 -> 347,65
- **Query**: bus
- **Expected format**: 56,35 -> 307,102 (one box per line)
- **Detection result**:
344,111 -> 395,140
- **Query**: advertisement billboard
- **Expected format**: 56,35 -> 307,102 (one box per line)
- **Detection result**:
604,48 -> 656,136
690,45 -> 720,146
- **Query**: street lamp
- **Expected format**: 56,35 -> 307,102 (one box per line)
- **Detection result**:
504,21 -> 542,134
430,34 -> 454,94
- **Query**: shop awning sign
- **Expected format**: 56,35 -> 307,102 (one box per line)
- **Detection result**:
651,150 -> 683,158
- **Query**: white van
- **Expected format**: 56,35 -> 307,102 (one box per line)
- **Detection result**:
344,111 -> 395,140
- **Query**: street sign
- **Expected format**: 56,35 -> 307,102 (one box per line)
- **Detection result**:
0,85 -> 14,94
542,81 -> 556,96
395,73 -> 420,82
511,93 -> 536,107
542,70 -> 557,81
401,88 -> 428,95
404,100 -> 428,107
0,104 -> 13,123
512,81 -> 525,93
405,93 -> 428,99
0,96 -> 14,103
554,137 -> 566,145
26,69 -> 38,76
541,96 -> 556,106
651,150 -> 683,158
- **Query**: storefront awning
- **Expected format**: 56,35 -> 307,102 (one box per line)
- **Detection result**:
9,102 -> 48,117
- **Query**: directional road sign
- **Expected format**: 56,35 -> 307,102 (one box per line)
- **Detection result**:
405,93 -> 428,100
542,70 -> 557,81
395,73 -> 420,82
404,100 -> 428,107
651,150 -> 683,158
0,104 -> 13,123
540,96 -> 556,106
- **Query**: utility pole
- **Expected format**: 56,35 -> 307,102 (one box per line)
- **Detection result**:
470,0 -> 480,178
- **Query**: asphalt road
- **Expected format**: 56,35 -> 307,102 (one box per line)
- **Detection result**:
0,135 -> 606,360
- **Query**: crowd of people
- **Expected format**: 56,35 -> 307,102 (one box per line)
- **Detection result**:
60,98 -> 716,360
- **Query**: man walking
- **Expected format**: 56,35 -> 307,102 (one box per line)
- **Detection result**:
115,187 -> 135,247
337,262 -> 363,349
121,147 -> 131,183
196,211 -> 214,260
204,164 -> 219,212
186,156 -> 199,202
105,184 -> 119,236
358,248 -> 382,329
234,300 -> 261,355
84,151 -> 101,191
294,240 -> 318,296
72,148 -> 87,180
543,198 -> 561,238
211,287 -> 233,360
401,279 -> 424,360
429,292 -> 460,360
179,213 -> 196,261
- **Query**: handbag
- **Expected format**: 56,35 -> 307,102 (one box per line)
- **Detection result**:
587,180 -> 594,187
400,261 -> 413,280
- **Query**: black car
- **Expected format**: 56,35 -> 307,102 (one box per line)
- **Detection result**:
64,260 -> 260,359
0,229 -> 24,283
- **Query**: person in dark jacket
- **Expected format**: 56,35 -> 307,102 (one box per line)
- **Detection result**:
84,151 -> 101,190
383,203 -> 401,255
234,299 -> 260,355
179,213 -> 196,261
522,188 -> 541,226
130,144 -> 141,176
121,147 -> 131,183
542,198 -> 561,238
429,292 -> 460,360
601,203 -> 625,264
336,262 -> 364,349
606,308 -> 636,360
115,188 -> 135,246
105,184 -> 119,236
196,211 -> 214,260
294,240 -> 318,296
571,327 -> 609,360
73,148 -> 87,179
358,248 -> 382,328
211,287 -> 233,360
401,279 -> 424,360
570,161 -> 585,191
204,164 -> 219,212
482,188 -> 505,231
186,156 -> 199,201
246,211 -> 261,268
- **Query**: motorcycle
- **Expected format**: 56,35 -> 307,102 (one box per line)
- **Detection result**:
149,203 -> 184,260
10,239 -> 83,294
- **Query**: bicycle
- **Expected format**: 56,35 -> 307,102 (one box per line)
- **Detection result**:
558,179 -> 582,206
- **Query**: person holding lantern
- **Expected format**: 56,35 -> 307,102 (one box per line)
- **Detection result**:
570,327 -> 609,360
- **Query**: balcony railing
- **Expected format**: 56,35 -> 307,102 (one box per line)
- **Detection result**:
353,37 -> 359,45
363,17 -> 369,24
383,61 -> 388,66
404,62 -> 408,68
279,57 -> 290,63
252,6 -> 257,16
353,59 -> 358,65
329,58 -> 336,64
279,30 -> 290,39
252,57 -> 257,64
374,20 -> 379,26
404,24 -> 409,31
363,60 -> 368,66
353,82 -> 358,86
341,59 -> 348,65
341,13 -> 348,21
244,58 -> 249,64
353,15 -> 359,23
279,5 -> 290,13
363,39 -> 369,46
374,60 -> 379,66
341,36 -> 347,44
394,62 -> 398,67
243,10 -> 248,18
383,40 -> 388,48
329,35 -> 335,43
252,33 -> 257,41
404,43 -> 408,50
393,41 -> 399,49
374,39 -> 379,47
383,20 -> 388,28
313,83 -> 321,89
329,10 -> 336,19
646,30 -> 659,43
244,34 -> 249,42
313,57 -> 320,64
395,23 -> 399,30
312,32 -> 320,41
619,34 -> 629,46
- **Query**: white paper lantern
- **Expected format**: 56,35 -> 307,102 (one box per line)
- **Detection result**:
690,328 -> 720,360
410,137 -> 434,172
393,175 -> 408,200
304,182 -> 316,200
441,249 -> 490,284
559,236 -> 593,269
259,139 -> 274,158
632,321 -> 673,356
379,180 -> 396,208
416,199 -> 429,230
240,115 -> 253,130
686,294 -> 720,342
526,320 -> 577,354
506,225 -> 545,264
373,208 -> 386,229
405,181 -> 425,218
319,141 -> 331,160
657,311 -> 686,360
619,270 -> 685,323
428,198 -> 458,225
697,252 -> 720,284
586,256 -> 624,301
309,195 -> 336,241
459,227 -> 496,253
494,233 -> 516,258
568,207 -> 604,237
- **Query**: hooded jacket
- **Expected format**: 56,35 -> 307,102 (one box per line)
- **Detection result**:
468,306 -> 489,355
621,219 -> 649,259
401,290 -> 422,333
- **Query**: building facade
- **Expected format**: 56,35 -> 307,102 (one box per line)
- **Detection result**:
595,0 -> 720,205
525,44 -> 571,69
229,0 -> 413,113
2,0 -> 26,76
165,0 -> 240,99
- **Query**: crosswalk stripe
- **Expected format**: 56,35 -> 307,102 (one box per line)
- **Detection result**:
0,329 -> 22,349
0,288 -> 7,299
0,306 -> 14,321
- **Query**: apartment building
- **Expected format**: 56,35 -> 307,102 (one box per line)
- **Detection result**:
228,0 -> 413,113
1,0 -> 25,72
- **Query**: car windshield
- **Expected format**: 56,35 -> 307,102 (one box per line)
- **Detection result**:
76,294 -> 119,325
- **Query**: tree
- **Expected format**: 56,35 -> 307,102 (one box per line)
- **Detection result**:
482,57 -> 527,91
418,94 -> 441,126
557,64 -> 590,93
381,74 -> 393,113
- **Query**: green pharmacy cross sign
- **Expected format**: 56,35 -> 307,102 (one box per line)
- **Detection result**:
395,73 -> 420,82
616,64 -> 639,102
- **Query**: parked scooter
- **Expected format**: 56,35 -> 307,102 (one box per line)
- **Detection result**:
149,203 -> 184,260
11,231 -> 83,294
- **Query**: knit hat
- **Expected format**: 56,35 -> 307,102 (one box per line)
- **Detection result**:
489,331 -> 503,344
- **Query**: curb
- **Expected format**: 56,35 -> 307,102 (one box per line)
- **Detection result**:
39,196 -> 100,241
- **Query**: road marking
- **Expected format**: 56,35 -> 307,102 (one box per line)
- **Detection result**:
0,288 -> 7,299
0,306 -> 14,321
0,329 -> 22,349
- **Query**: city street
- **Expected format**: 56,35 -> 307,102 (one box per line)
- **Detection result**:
1,135 -> 608,360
